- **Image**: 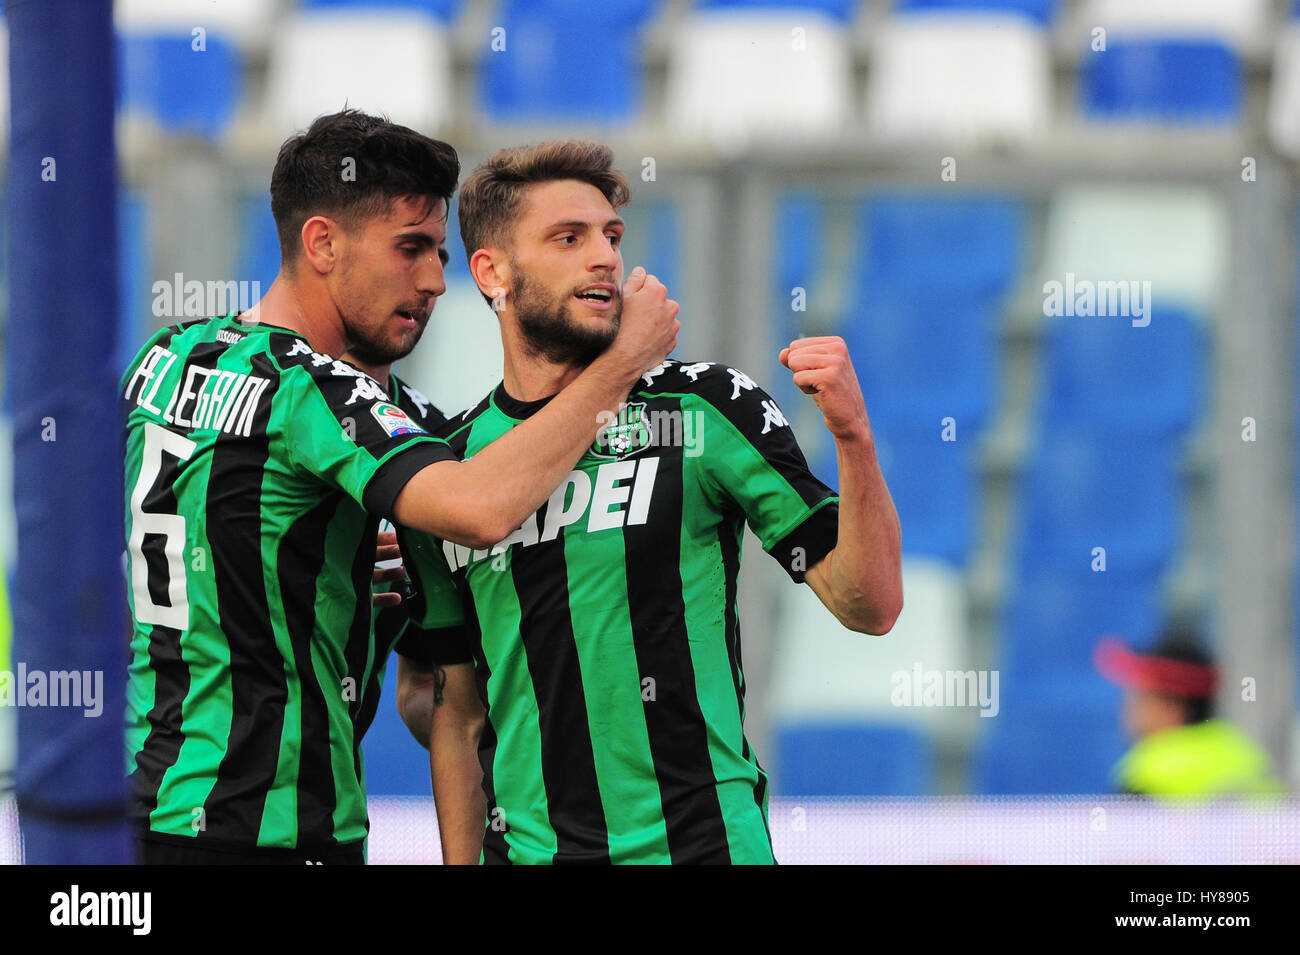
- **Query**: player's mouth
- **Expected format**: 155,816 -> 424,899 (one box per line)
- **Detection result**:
574,284 -> 617,311
395,304 -> 429,328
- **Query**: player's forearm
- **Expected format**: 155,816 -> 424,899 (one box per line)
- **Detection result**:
431,719 -> 487,865
816,427 -> 903,634
394,355 -> 640,547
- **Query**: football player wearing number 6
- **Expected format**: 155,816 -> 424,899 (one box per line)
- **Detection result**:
120,111 -> 679,864
396,142 -> 903,865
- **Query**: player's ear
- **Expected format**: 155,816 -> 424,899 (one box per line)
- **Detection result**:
301,215 -> 339,275
470,248 -> 507,303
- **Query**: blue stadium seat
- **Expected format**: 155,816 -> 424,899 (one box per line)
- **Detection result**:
236,198 -> 282,295
997,565 -> 1161,684
1016,431 -> 1182,575
617,198 -> 679,311
1042,306 -> 1206,439
300,0 -> 462,17
480,0 -> 656,123
857,195 -> 1026,295
821,428 -> 979,567
1081,39 -> 1242,124
773,722 -> 935,796
973,693 -> 1128,794
117,191 -> 151,375
773,191 -> 826,307
118,31 -> 242,138
360,652 -> 431,796
695,0 -> 856,19
839,290 -> 999,435
896,0 -> 1058,25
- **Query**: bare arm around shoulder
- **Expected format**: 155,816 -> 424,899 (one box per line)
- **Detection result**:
393,268 -> 678,547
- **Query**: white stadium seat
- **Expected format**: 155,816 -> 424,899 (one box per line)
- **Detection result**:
266,10 -> 453,134
1039,187 -> 1228,317
768,558 -> 969,733
1268,21 -> 1300,158
1076,0 -> 1270,51
864,13 -> 1051,146
664,10 -> 853,151
115,0 -> 282,51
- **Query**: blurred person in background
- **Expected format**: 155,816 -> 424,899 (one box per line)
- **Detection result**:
1095,628 -> 1283,799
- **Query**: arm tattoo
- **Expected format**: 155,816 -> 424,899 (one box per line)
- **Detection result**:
432,665 -> 447,706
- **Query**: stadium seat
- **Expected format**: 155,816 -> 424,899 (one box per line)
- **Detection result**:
115,0 -> 279,51
236,197 -> 282,294
359,652 -> 433,796
896,0 -> 1059,26
819,429 -> 980,566
1268,18 -> 1300,158
1039,187 -> 1228,316
1080,39 -> 1242,124
770,558 -> 968,726
864,13 -> 1051,144
480,0 -> 656,124
1077,0 -> 1270,53
972,692 -> 1129,794
118,31 -> 243,139
664,9 -> 854,148
1016,431 -> 1182,576
695,0 -> 856,18
117,190 -> 151,375
266,9 -> 453,133
837,291 -> 999,437
996,565 -> 1162,684
614,198 -> 680,307
772,722 -> 936,796
1041,306 -> 1206,440
300,0 -> 463,18
857,194 -> 1026,295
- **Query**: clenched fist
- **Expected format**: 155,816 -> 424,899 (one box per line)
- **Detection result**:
779,336 -> 870,442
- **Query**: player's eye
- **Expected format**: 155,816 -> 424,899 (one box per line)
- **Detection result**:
557,234 -> 577,246
399,245 -> 419,257
607,232 -> 622,248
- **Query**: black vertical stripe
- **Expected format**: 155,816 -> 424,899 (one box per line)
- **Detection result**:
511,536 -> 611,864
346,515 -> 382,785
718,518 -> 770,826
623,424 -> 730,864
277,496 -> 342,844
130,623 -> 188,821
201,373 -> 283,843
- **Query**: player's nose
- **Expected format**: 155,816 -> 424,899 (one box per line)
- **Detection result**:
419,255 -> 447,298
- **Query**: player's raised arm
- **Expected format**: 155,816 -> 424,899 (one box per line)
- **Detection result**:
783,336 -> 903,635
392,267 -> 678,547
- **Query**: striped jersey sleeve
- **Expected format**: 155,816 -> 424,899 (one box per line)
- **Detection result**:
273,338 -> 456,520
683,363 -> 839,582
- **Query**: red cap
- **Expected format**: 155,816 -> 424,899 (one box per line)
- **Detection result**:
1094,635 -> 1218,699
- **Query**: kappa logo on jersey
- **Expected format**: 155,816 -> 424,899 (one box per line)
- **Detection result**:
442,457 -> 660,571
592,402 -> 653,459
370,402 -> 426,437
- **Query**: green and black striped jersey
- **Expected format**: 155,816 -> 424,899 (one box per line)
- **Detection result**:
122,313 -> 456,852
429,359 -> 840,865
364,373 -> 463,727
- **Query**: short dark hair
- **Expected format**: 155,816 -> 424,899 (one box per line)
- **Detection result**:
458,140 -> 631,265
269,109 -> 460,271
1152,627 -> 1216,725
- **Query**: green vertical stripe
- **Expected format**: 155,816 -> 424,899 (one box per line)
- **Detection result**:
471,554 -> 554,864
563,523 -> 670,863
678,519 -> 774,864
